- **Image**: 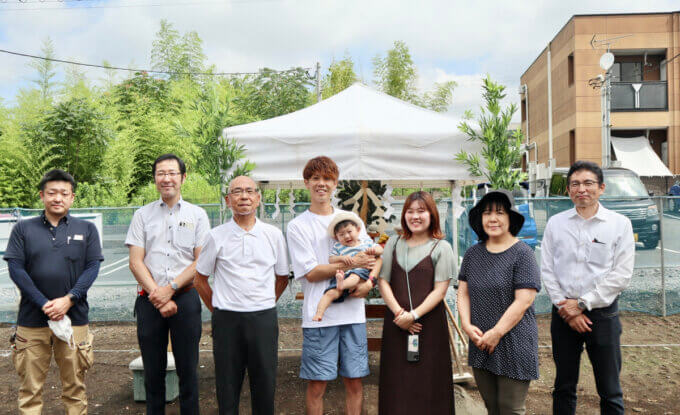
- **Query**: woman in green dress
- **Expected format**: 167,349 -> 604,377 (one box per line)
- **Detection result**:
377,191 -> 456,414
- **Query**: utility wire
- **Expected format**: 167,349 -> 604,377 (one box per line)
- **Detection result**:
0,48 -> 312,77
0,0 -> 283,11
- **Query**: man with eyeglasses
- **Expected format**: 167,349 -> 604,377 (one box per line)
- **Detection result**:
194,175 -> 289,414
125,154 -> 210,415
4,169 -> 103,415
541,160 -> 635,415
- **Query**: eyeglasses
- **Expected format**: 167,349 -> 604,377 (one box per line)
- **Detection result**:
229,188 -> 258,196
155,171 -> 181,178
568,180 -> 599,189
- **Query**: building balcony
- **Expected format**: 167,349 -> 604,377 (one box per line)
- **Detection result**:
611,81 -> 667,112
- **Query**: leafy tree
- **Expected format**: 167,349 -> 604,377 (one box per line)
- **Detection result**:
0,137 -> 58,207
62,63 -> 91,99
29,38 -> 58,102
0,100 -> 8,139
41,97 -> 110,183
0,90 -> 55,207
373,41 -> 455,112
100,60 -> 118,90
71,181 -> 129,208
176,84 -> 255,202
234,68 -> 313,119
421,81 -> 457,112
113,72 -> 177,118
110,72 -> 184,192
151,19 -> 206,80
322,55 -> 358,99
373,41 -> 418,102
455,76 -> 526,190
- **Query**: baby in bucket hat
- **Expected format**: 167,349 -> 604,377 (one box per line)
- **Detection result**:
313,212 -> 383,321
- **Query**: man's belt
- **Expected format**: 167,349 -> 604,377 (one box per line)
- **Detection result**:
138,283 -> 194,297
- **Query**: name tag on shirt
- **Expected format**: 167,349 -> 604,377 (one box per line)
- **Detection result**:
179,221 -> 195,230
73,234 -> 84,241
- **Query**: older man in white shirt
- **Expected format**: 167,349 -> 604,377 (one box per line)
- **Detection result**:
195,176 -> 289,415
125,154 -> 210,415
541,161 -> 635,415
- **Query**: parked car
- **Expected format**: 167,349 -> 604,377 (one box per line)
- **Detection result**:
544,167 -> 659,249
446,183 -> 538,251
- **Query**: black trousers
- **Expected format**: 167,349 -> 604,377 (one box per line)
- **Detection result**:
551,300 -> 623,415
212,307 -> 278,415
135,289 -> 202,415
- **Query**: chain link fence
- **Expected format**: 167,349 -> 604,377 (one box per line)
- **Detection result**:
1,196 -> 679,322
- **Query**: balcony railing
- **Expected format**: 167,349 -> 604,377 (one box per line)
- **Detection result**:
611,81 -> 668,111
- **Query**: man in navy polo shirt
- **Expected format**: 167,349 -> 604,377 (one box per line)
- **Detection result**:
3,169 -> 103,415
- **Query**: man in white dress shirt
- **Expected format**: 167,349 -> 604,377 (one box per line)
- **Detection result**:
541,160 -> 635,415
195,175 -> 289,415
125,154 -> 210,415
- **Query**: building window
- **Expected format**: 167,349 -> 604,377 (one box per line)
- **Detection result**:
569,130 -> 575,165
521,99 -> 527,122
612,62 -> 642,82
568,54 -> 574,86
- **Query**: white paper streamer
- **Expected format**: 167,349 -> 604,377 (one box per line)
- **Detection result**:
272,186 -> 281,220
451,183 -> 465,219
382,184 -> 395,220
288,189 -> 296,216
331,188 -> 341,209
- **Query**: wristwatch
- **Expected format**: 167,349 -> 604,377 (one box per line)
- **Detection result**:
577,299 -> 587,311
170,281 -> 178,291
66,293 -> 76,304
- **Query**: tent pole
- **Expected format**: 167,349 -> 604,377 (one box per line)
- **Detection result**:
450,181 -> 459,267
450,181 -> 462,357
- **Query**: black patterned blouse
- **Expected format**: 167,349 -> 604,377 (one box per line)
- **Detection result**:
458,241 -> 541,380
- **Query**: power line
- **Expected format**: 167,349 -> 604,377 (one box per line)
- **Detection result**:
0,0 -> 283,11
0,48 -> 313,77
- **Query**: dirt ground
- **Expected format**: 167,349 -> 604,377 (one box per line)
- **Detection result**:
0,312 -> 679,414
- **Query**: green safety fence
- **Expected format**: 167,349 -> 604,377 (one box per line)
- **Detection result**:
1,197 -> 679,322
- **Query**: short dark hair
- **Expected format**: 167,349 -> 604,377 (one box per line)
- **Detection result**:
334,219 -> 359,236
472,196 -> 514,242
38,169 -> 76,192
152,154 -> 186,176
567,160 -> 603,185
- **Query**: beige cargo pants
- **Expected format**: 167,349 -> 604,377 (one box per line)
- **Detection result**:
11,325 -> 94,415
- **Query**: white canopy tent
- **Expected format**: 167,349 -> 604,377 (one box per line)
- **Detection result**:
223,83 -> 481,188
610,136 -> 672,177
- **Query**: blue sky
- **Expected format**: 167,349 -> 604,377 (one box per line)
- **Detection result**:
0,0 -> 678,120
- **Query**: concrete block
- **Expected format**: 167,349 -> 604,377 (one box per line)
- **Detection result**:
129,353 -> 179,402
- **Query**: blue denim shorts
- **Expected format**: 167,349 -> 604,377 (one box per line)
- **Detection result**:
300,323 -> 369,381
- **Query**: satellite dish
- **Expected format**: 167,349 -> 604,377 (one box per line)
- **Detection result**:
600,52 -> 615,71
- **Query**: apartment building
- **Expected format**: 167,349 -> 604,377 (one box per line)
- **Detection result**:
519,12 -> 680,188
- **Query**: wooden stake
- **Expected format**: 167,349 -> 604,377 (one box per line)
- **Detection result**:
444,300 -> 467,348
446,314 -> 464,374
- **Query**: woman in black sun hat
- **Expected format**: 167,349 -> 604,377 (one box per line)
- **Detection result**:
457,189 -> 541,415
